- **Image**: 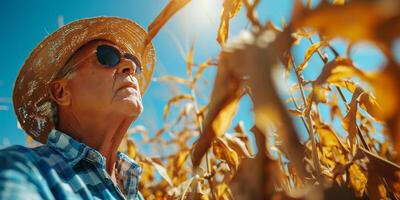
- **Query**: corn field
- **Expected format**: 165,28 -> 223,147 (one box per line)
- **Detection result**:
28,0 -> 400,199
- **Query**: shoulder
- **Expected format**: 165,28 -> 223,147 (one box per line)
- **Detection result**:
0,144 -> 59,173
0,145 -> 57,187
0,145 -> 34,161
0,145 -> 52,199
0,145 -> 41,172
0,145 -> 42,185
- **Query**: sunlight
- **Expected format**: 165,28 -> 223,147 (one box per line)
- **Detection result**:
178,0 -> 221,39
186,0 -> 220,29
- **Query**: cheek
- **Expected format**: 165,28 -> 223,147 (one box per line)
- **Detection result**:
69,70 -> 114,105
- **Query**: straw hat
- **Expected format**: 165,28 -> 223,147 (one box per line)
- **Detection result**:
13,16 -> 155,144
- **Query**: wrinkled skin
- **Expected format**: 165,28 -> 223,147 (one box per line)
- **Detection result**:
49,40 -> 142,183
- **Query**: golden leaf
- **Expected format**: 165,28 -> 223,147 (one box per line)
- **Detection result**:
314,57 -> 366,86
367,174 -> 387,200
359,92 -> 383,121
217,0 -> 243,46
342,87 -> 363,150
331,80 -> 357,93
333,0 -> 345,5
296,41 -> 329,74
318,146 -> 335,169
233,121 -> 246,134
287,108 -> 303,117
191,59 -> 212,88
223,134 -> 253,158
361,147 -> 400,197
242,0 -> 261,28
217,14 -> 230,46
293,0 -> 400,53
153,75 -> 188,85
366,65 -> 400,120
348,164 -> 367,198
288,162 -> 303,187
213,138 -> 240,172
127,125 -> 149,142
186,44 -> 194,79
145,158 -> 174,186
211,97 -> 240,137
312,85 -> 330,104
127,139 -> 136,159
291,29 -> 315,45
163,94 -> 194,121
146,0 -> 191,46
173,150 -> 189,172
216,183 -> 230,198
191,60 -> 242,167
329,93 -> 343,121
316,124 -> 340,147
226,0 -> 242,18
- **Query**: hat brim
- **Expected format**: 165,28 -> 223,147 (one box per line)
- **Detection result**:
13,16 -> 155,144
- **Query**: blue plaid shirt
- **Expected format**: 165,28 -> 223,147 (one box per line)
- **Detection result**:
0,129 -> 144,200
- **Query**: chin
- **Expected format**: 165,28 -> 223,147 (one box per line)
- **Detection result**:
119,97 -> 143,117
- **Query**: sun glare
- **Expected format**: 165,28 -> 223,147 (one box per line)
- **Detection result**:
179,0 -> 221,33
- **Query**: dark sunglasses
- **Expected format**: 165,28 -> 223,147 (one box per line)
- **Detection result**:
95,44 -> 142,75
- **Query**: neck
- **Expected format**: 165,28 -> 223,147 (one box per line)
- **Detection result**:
58,111 -> 135,176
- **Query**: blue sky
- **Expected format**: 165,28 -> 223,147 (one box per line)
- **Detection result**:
0,0 -> 389,155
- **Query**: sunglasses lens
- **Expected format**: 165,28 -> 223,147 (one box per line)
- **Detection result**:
96,45 -> 120,67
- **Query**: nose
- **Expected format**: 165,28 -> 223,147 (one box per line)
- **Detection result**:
116,59 -> 137,76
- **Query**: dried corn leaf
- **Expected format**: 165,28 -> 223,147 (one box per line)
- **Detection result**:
217,0 -> 243,46
173,150 -> 189,171
287,108 -> 303,117
153,75 -> 188,85
211,97 -> 240,138
348,163 -> 367,198
293,0 -> 400,53
191,60 -> 242,167
223,134 -> 253,158
361,147 -> 400,197
127,125 -> 149,142
146,0 -> 191,46
367,64 -> 400,120
314,57 -> 366,86
331,80 -> 357,93
145,158 -> 174,186
242,0 -> 261,28
191,59 -> 212,88
333,0 -> 345,5
163,94 -> 194,121
313,85 -> 330,104
127,139 -> 136,159
187,44 -> 194,79
316,124 -> 340,147
367,173 -> 387,200
213,138 -> 240,172
216,183 -> 230,198
342,87 -> 363,150
296,41 -> 329,74
291,29 -> 315,45
330,93 -> 343,121
359,92 -> 383,121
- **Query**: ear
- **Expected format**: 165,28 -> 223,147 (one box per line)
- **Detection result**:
49,80 -> 71,107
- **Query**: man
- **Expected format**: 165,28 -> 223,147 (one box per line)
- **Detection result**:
0,16 -> 155,199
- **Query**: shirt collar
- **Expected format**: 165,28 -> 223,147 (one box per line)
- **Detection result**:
46,129 -> 142,199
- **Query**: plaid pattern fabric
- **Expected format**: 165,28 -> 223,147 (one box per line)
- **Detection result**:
0,129 -> 143,200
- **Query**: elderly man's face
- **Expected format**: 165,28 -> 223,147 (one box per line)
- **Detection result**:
57,40 -> 143,118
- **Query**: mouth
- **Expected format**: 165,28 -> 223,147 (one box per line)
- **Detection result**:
118,85 -> 134,91
117,82 -> 138,93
